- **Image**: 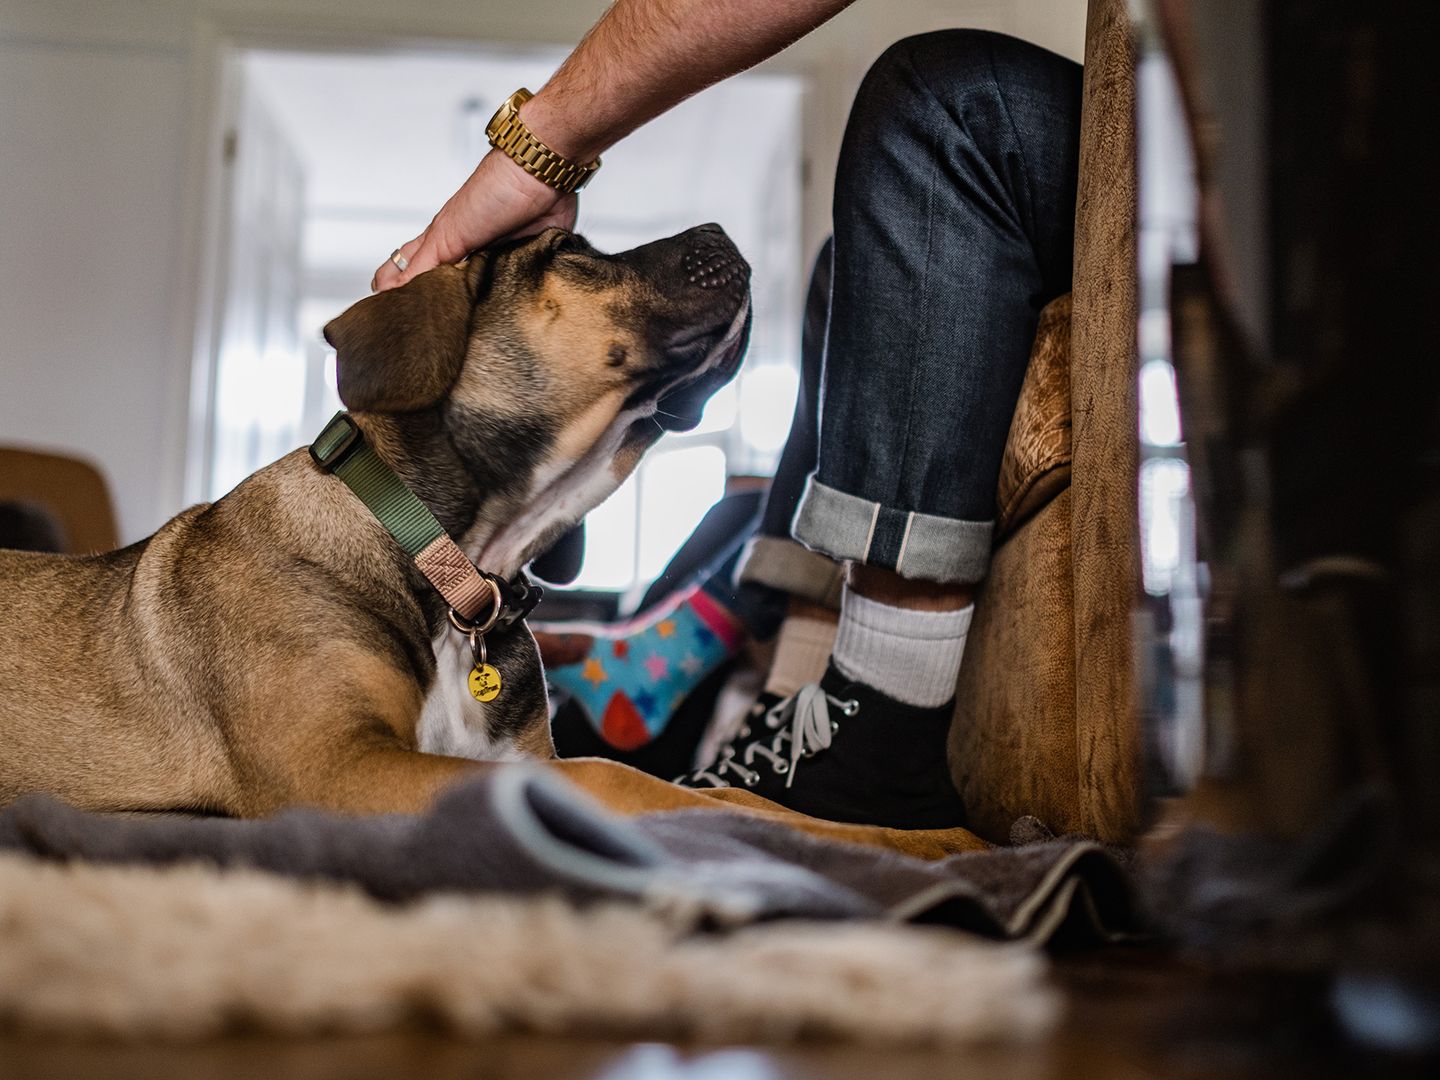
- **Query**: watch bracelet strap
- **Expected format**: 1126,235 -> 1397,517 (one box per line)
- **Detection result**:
309,412 -> 495,621
489,100 -> 598,194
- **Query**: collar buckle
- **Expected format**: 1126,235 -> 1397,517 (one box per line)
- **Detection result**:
494,572 -> 544,624
309,411 -> 363,472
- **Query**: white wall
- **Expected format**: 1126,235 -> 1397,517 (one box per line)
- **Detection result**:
0,0 -> 1084,544
0,37 -> 190,544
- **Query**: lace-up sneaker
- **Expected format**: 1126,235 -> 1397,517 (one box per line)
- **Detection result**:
675,662 -> 967,830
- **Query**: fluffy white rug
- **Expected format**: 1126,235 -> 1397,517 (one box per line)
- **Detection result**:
0,853 -> 1058,1045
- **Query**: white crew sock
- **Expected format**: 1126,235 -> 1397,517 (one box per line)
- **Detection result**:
831,586 -> 974,708
764,614 -> 839,698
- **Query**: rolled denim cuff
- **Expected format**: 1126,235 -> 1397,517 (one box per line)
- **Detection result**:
792,475 -> 994,585
737,535 -> 845,610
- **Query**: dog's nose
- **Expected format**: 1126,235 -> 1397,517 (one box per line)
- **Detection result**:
679,224 -> 749,294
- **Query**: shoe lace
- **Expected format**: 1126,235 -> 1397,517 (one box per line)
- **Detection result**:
683,684 -> 859,790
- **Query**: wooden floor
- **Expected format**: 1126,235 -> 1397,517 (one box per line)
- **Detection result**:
2,949 -> 1430,1079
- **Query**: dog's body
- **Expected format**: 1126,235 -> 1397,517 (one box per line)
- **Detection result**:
0,226 -> 749,816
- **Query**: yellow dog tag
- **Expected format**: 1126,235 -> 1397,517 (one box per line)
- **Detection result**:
468,663 -> 502,703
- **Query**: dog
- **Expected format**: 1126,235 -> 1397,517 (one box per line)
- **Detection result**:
0,225 -> 750,816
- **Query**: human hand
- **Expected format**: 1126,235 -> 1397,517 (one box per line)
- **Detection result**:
372,150 -> 578,292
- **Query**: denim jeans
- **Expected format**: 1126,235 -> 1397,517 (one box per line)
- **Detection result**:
737,29 -> 1082,622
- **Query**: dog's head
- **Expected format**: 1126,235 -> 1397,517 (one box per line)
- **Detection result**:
324,224 -> 751,576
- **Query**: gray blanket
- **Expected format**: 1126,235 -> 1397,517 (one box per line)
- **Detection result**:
0,766 -> 1138,944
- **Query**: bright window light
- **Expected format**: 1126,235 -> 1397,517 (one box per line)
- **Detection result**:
573,444 -> 727,591
1140,457 -> 1191,596
1139,358 -> 1184,446
637,445 -> 728,582
738,364 -> 799,457
576,471 -> 639,590
211,342 -> 306,498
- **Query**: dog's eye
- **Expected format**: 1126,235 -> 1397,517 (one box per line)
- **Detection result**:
606,344 -> 628,368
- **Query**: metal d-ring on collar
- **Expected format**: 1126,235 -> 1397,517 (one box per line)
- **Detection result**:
447,572 -> 544,632
446,572 -> 545,670
450,591 -> 498,672
447,579 -> 503,637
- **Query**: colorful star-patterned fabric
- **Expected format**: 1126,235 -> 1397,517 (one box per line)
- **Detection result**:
544,584 -> 743,750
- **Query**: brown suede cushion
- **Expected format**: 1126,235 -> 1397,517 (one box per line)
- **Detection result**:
995,294 -> 1073,544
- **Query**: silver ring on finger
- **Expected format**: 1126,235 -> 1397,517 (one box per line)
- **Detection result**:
390,248 -> 409,273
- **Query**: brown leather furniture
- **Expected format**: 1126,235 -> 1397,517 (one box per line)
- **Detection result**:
0,447 -> 119,556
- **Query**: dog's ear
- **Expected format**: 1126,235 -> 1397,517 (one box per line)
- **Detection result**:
324,262 -> 478,413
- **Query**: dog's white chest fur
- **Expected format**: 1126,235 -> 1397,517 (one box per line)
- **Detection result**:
416,629 -> 526,761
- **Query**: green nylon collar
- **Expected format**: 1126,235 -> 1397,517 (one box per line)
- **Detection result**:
309,411 -> 445,557
308,411 -> 543,628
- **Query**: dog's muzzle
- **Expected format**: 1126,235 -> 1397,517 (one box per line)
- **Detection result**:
654,301 -> 751,432
655,227 -> 753,431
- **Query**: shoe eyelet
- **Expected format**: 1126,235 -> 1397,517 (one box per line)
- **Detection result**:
743,774 -> 760,788
830,720 -> 840,734
773,761 -> 789,774
840,699 -> 860,717
738,724 -> 751,738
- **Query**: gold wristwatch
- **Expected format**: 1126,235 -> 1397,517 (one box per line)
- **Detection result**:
486,88 -> 600,194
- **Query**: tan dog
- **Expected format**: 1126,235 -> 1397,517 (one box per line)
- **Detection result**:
0,225 -> 750,816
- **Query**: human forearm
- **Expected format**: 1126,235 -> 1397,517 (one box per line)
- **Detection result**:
522,0 -> 858,162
